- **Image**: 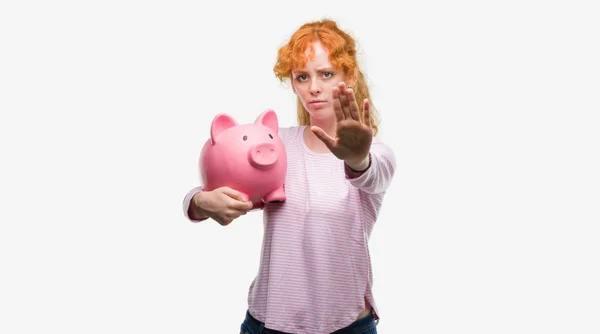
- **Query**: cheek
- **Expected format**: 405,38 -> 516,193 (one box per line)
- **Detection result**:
297,92 -> 314,111
325,81 -> 340,91
296,89 -> 310,102
299,94 -> 311,108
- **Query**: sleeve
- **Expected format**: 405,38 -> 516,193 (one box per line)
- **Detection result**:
182,185 -> 209,222
344,137 -> 396,194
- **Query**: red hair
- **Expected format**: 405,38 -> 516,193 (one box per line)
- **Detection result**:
273,19 -> 380,135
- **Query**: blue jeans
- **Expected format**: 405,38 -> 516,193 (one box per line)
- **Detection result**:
240,310 -> 378,334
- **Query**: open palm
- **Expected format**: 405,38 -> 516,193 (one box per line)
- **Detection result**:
311,82 -> 373,166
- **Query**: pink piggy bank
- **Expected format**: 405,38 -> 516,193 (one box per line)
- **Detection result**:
199,109 -> 287,209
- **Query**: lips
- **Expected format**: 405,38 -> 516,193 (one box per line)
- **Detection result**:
308,100 -> 327,109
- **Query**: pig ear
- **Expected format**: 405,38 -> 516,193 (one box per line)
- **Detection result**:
210,113 -> 238,144
254,109 -> 279,133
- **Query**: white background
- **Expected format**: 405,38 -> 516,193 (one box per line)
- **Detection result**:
1,0 -> 599,333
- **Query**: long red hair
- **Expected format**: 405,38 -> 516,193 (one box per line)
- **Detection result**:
273,19 -> 380,135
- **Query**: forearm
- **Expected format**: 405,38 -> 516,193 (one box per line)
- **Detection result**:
345,154 -> 371,173
345,140 -> 396,194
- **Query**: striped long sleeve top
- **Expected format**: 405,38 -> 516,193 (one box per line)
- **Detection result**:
182,125 -> 396,333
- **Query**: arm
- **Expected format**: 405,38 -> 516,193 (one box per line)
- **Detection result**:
311,82 -> 395,194
344,138 -> 396,194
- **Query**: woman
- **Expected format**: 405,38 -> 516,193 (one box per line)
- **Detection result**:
183,19 -> 395,333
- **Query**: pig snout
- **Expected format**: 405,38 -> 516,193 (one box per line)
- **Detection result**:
248,142 -> 278,169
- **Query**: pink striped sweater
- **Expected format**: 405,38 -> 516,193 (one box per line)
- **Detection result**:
182,125 -> 396,333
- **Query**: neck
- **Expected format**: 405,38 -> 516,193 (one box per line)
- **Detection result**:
310,116 -> 336,137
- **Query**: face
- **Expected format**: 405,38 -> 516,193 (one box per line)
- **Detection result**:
291,41 -> 350,121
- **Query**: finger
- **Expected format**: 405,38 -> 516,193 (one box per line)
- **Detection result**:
362,99 -> 371,127
231,199 -> 253,211
311,126 -> 337,149
226,209 -> 246,219
332,87 -> 344,121
231,206 -> 252,218
221,187 -> 248,202
337,82 -> 351,119
221,211 -> 244,225
235,207 -> 250,216
220,186 -> 240,198
346,88 -> 360,121
219,218 -> 232,226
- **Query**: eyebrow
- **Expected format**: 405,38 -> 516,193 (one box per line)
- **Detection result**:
292,68 -> 336,74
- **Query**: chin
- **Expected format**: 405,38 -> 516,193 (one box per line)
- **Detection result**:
308,111 -> 336,122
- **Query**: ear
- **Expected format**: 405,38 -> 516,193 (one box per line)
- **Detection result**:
210,113 -> 238,144
254,109 -> 279,133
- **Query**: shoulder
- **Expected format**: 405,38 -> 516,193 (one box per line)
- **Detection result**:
371,134 -> 392,150
278,125 -> 303,136
277,125 -> 304,146
371,134 -> 396,163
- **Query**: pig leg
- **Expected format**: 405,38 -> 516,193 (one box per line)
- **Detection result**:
263,186 -> 286,203
251,201 -> 265,211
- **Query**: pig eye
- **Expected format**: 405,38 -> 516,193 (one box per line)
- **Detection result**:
269,134 -> 273,139
243,135 -> 248,141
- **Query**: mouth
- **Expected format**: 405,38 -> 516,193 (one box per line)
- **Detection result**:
308,100 -> 328,109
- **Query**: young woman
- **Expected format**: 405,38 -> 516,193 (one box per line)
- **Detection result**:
183,19 -> 396,334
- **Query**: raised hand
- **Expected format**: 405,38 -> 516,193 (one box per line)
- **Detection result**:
311,82 -> 373,169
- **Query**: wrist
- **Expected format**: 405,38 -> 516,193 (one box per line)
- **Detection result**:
346,154 -> 371,172
190,191 -> 209,220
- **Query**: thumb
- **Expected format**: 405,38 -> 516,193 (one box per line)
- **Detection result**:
220,187 -> 248,202
311,126 -> 336,149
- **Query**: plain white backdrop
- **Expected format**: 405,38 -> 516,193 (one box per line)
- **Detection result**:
1,0 -> 599,333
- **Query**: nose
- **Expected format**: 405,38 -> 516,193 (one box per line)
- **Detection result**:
309,79 -> 322,95
248,142 -> 278,170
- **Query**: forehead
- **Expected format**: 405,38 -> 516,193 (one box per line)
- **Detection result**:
294,42 -> 333,71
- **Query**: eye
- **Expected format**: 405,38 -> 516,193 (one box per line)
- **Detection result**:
243,135 -> 248,141
323,71 -> 334,78
295,74 -> 308,82
269,134 -> 273,139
